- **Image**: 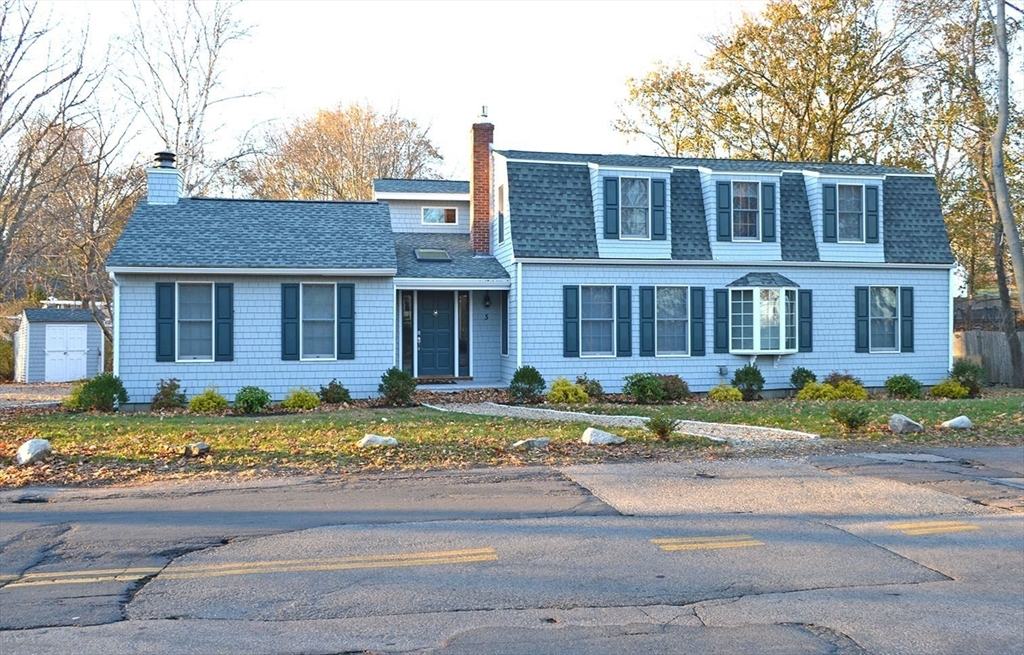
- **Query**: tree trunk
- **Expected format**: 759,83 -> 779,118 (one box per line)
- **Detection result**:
993,220 -> 1024,387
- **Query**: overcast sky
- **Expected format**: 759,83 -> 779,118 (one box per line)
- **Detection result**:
55,0 -> 769,179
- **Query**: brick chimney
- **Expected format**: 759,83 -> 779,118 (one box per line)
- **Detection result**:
470,120 -> 494,255
147,151 -> 183,205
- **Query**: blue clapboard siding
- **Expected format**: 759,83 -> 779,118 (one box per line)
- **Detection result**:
386,199 -> 471,234
806,175 -> 886,263
516,263 -> 950,393
471,290 -> 504,383
115,274 -> 395,404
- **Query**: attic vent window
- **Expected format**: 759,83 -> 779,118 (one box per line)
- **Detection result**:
414,248 -> 451,262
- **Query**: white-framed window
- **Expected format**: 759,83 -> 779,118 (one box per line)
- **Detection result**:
422,207 -> 458,225
580,285 -> 615,357
732,181 -> 760,240
869,285 -> 899,352
176,282 -> 214,362
301,283 -> 335,360
838,184 -> 865,243
730,287 -> 798,354
619,177 -> 650,239
656,285 -> 689,356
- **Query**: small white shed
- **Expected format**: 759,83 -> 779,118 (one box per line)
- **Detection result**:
13,309 -> 105,383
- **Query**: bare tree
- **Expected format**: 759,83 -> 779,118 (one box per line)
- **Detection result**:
116,0 -> 254,195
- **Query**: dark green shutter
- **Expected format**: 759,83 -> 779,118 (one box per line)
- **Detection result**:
823,184 -> 838,242
603,178 -> 619,239
282,284 -> 300,360
337,284 -> 354,360
155,283 -> 175,362
616,286 -> 631,357
865,186 -> 879,243
855,286 -> 869,353
690,287 -> 705,356
501,290 -> 509,356
900,287 -> 914,352
798,290 -> 812,352
761,182 -> 776,242
651,179 -> 666,240
639,286 -> 655,357
214,283 -> 233,362
716,182 -> 732,241
713,289 -> 729,353
498,212 -> 505,243
563,286 -> 579,357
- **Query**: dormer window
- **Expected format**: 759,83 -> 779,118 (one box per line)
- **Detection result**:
732,181 -> 760,240
838,185 -> 865,242
715,181 -> 776,243
619,177 -> 650,239
422,207 -> 457,225
823,184 -> 879,244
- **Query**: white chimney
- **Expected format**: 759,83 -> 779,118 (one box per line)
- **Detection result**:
147,151 -> 183,205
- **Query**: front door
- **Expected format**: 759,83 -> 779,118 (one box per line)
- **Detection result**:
417,291 -> 455,377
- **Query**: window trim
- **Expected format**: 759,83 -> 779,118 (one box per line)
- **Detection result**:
618,177 -> 652,241
579,284 -> 616,358
421,206 -> 459,225
299,282 -> 337,361
868,285 -> 900,353
837,183 -> 866,244
731,180 -> 761,242
654,285 -> 690,358
728,286 -> 799,355
175,281 -> 215,363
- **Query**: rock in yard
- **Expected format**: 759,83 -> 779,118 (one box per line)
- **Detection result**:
16,439 -> 51,466
182,442 -> 210,457
581,427 -> 626,445
941,415 -> 973,430
357,434 -> 399,448
512,437 -> 550,450
889,414 -> 924,434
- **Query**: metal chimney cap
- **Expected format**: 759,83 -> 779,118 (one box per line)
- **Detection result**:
154,151 -> 177,168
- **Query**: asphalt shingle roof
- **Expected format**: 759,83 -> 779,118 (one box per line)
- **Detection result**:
779,172 -> 820,262
107,198 -> 398,270
883,176 -> 956,265
23,309 -> 97,323
393,233 -> 509,280
728,273 -> 799,288
373,179 -> 469,194
670,169 -> 713,260
506,161 -> 599,259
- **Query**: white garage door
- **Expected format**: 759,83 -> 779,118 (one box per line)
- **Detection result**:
45,324 -> 89,382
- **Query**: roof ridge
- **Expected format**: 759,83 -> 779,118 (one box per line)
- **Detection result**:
185,196 -> 384,205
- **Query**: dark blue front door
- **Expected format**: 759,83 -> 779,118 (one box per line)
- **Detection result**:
418,291 -> 454,376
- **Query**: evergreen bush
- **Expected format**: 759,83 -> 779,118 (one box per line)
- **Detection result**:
234,386 -> 272,413
66,372 -> 129,412
547,377 -> 589,404
509,365 -> 546,404
189,388 -> 229,413
151,378 -> 187,410
708,384 -> 743,401
281,387 -> 321,410
319,378 -> 352,404
378,368 -> 417,406
884,374 -> 923,399
623,372 -> 665,404
790,367 -> 817,391
731,364 -> 764,401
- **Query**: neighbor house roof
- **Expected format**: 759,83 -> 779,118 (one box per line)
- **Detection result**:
107,198 -> 398,271
23,309 -> 97,323
373,179 -> 470,195
393,233 -> 509,280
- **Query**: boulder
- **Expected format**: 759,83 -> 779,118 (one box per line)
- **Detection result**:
357,434 -> 398,448
512,438 -> 550,450
581,427 -> 626,445
941,415 -> 973,430
888,414 -> 924,434
183,442 -> 210,457
16,439 -> 51,466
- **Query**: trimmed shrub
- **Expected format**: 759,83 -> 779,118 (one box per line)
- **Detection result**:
547,377 -> 589,404
823,370 -> 863,388
319,378 -> 352,404
151,378 -> 187,410
834,380 -> 869,400
658,374 -> 691,401
234,386 -> 272,414
281,387 -> 320,410
731,364 -> 764,401
66,373 -> 129,411
885,374 -> 923,399
623,372 -> 665,404
644,412 -> 679,440
0,338 -> 13,380
509,365 -> 546,404
378,367 -> 417,406
950,358 -> 985,397
189,388 -> 229,413
829,403 -> 871,431
796,381 -> 840,401
708,384 -> 743,401
930,378 -> 969,399
575,373 -> 604,401
790,367 -> 817,392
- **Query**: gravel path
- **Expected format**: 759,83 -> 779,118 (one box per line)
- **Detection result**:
0,383 -> 72,409
425,402 -> 819,450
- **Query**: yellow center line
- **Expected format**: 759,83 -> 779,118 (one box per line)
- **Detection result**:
18,567 -> 164,580
652,535 -> 764,551
659,541 -> 764,551
887,520 -> 980,535
167,547 -> 496,574
162,553 -> 498,579
5,574 -> 153,589
901,525 -> 981,536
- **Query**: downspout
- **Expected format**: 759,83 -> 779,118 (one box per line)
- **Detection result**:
516,261 -> 523,369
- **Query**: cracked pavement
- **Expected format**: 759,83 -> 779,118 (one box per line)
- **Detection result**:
1,448 -> 1022,653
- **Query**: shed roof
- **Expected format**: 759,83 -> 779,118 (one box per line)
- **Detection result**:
23,309 -> 97,323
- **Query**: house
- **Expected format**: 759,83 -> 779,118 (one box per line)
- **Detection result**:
106,126 -> 955,407
13,309 -> 105,383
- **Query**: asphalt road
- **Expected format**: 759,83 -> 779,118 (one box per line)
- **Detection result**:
1,447 -> 1022,654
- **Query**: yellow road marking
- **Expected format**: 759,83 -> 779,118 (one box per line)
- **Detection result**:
652,535 -> 764,551
0,574 -> 21,581
18,567 -> 163,580
887,520 -> 980,536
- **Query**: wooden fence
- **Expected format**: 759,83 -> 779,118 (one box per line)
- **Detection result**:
954,330 -> 1024,386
